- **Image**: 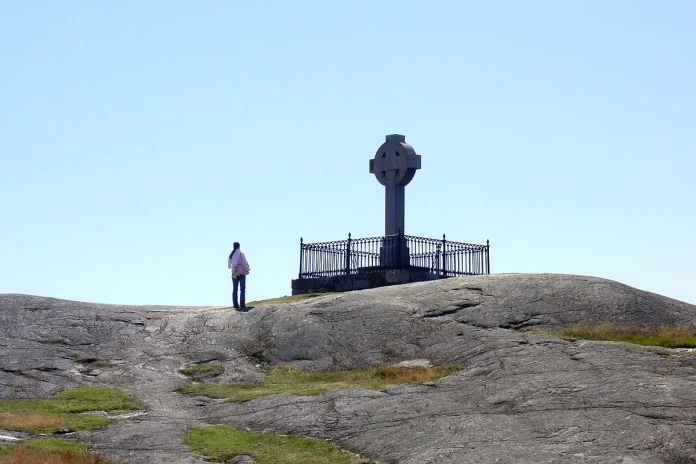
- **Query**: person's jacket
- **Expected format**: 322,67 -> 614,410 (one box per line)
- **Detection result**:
228,250 -> 250,278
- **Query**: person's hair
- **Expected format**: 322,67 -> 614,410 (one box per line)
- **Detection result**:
229,242 -> 241,259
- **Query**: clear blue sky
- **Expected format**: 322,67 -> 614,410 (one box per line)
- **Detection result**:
1,1 -> 694,306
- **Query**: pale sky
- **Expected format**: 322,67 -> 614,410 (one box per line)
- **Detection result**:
1,1 -> 694,305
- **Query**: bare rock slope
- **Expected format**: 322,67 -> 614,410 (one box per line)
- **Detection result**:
1,273 -> 695,463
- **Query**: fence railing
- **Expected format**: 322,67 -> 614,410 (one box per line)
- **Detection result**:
298,233 -> 490,279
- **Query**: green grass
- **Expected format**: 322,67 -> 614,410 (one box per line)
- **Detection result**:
537,323 -> 696,348
0,439 -> 88,456
180,364 -> 461,403
0,439 -> 114,463
0,387 -> 144,433
245,293 -> 334,307
184,425 -> 373,464
180,364 -> 225,380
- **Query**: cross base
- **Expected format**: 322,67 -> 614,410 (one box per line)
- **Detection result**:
380,235 -> 410,267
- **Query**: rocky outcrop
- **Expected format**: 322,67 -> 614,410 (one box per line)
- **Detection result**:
1,274 -> 695,463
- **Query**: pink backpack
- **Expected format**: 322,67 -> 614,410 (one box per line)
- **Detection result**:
235,253 -> 250,276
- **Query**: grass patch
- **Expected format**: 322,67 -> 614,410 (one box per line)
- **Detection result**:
245,293 -> 334,308
0,387 -> 144,433
181,364 -> 461,403
0,439 -> 115,463
663,451 -> 696,464
180,364 -> 225,380
536,323 -> 696,349
184,425 -> 373,464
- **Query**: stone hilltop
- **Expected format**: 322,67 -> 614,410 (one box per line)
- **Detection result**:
1,273 -> 696,463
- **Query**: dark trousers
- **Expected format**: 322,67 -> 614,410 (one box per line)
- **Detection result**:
232,275 -> 246,308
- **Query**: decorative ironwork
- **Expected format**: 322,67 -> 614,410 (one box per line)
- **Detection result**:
298,233 -> 490,279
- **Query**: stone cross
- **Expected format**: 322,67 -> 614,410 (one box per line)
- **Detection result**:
369,134 -> 421,236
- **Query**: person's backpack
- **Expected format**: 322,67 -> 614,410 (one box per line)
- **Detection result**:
235,254 -> 250,276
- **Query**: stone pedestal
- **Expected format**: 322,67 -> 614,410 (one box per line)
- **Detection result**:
380,237 -> 410,267
291,267 -> 440,295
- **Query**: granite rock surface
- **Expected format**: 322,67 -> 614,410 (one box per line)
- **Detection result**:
1,274 -> 695,463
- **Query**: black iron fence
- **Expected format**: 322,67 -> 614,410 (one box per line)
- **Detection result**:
298,233 -> 490,279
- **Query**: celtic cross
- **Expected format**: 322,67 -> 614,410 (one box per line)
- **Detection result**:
369,134 -> 421,236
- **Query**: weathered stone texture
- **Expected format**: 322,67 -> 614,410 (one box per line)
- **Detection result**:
1,273 -> 695,463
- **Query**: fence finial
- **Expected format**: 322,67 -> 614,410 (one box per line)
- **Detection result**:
300,237 -> 303,244
487,239 -> 489,246
348,232 -> 351,239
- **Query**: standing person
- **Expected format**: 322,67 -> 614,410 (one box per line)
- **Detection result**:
228,242 -> 250,310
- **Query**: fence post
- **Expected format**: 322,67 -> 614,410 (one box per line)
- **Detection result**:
442,234 -> 447,277
345,233 -> 352,275
299,237 -> 304,279
435,243 -> 441,276
486,239 -> 490,275
397,229 -> 403,267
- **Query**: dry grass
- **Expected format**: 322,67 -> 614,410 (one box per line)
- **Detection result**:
0,411 -> 107,434
536,323 -> 696,348
0,449 -> 112,464
0,412 -> 65,430
0,387 -> 143,433
181,364 -> 461,402
0,440 -> 115,464
245,293 -> 334,307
